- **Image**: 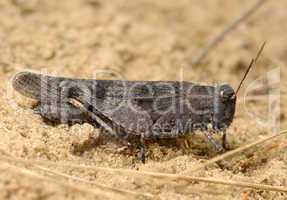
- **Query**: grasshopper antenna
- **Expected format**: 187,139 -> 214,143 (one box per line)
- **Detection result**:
235,41 -> 266,96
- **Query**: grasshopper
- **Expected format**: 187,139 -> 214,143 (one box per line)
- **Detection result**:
12,43 -> 265,162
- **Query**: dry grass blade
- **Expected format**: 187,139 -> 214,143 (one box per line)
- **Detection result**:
187,130 -> 287,173
0,153 -> 223,197
0,162 -> 114,199
0,152 -> 224,197
1,133 -> 287,194
174,185 -> 230,196
0,130 -> 286,194
34,165 -> 154,198
127,173 -> 287,193
0,150 -> 153,199
191,0 -> 268,66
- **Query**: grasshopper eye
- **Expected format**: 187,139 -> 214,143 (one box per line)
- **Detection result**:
219,87 -> 235,102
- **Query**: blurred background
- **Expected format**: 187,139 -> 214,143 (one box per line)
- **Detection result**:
0,0 -> 286,199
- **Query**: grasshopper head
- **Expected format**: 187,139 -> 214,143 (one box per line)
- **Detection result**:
213,84 -> 236,131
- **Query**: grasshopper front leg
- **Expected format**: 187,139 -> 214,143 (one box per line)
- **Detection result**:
203,131 -> 224,152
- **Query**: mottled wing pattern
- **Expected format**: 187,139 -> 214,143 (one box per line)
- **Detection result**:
13,72 -> 215,138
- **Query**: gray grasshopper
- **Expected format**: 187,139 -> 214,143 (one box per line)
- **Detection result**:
12,44 -> 265,162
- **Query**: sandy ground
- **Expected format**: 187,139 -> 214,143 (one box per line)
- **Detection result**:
0,0 -> 287,199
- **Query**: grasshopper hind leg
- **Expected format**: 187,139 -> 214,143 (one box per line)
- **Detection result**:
33,103 -> 98,126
